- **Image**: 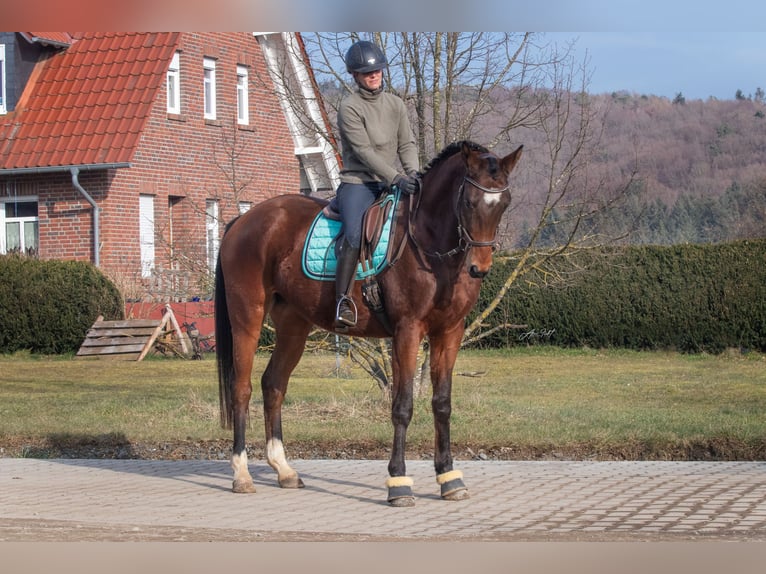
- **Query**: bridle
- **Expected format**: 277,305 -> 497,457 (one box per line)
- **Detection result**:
406,174 -> 509,260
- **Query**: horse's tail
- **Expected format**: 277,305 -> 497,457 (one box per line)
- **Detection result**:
215,236 -> 235,430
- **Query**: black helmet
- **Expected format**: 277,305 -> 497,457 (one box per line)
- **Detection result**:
344,40 -> 387,74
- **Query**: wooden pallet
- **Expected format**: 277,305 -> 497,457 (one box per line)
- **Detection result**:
76,304 -> 188,361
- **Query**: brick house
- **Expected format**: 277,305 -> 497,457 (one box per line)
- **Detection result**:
0,32 -> 339,302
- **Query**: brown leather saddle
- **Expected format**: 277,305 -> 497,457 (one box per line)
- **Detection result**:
322,195 -> 394,259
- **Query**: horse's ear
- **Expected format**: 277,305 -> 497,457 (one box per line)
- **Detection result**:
501,145 -> 524,174
461,141 -> 473,163
462,141 -> 482,172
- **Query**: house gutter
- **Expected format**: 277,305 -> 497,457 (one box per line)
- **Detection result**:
70,167 -> 101,267
0,163 -> 130,267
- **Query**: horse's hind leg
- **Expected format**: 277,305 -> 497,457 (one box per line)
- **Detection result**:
262,305 -> 312,488
230,327 -> 260,494
227,293 -> 268,494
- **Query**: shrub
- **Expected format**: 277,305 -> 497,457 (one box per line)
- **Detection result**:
0,255 -> 124,354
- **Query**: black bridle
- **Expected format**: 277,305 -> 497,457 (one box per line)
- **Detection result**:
406,175 -> 509,260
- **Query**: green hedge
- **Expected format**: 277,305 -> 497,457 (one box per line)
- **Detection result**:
0,255 -> 124,354
473,239 -> 766,353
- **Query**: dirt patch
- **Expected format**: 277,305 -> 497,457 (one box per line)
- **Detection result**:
1,434 -> 762,461
3,517 -> 747,542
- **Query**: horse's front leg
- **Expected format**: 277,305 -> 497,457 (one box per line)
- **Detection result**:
387,327 -> 424,506
429,324 -> 470,500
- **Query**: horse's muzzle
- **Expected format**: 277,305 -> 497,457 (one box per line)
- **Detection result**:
469,265 -> 489,279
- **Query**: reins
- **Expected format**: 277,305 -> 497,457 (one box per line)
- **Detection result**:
406,175 -> 509,260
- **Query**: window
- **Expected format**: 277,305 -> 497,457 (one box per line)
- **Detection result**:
236,65 -> 249,125
205,199 -> 219,272
167,51 -> 180,114
0,44 -> 6,115
1,197 -> 38,255
238,201 -> 252,214
139,195 -> 155,278
203,57 -> 216,120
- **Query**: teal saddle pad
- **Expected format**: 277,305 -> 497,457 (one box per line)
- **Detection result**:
302,193 -> 399,281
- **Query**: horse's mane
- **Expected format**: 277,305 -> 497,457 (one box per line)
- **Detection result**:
420,140 -> 489,176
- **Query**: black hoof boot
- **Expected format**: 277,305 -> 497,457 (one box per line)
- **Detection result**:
437,470 -> 470,500
386,476 -> 415,507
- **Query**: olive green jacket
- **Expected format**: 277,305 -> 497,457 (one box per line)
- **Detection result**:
337,87 -> 419,186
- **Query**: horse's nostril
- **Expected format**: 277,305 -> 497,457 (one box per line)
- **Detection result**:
469,265 -> 488,279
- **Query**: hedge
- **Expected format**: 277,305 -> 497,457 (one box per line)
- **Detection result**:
0,255 -> 124,354
472,239 -> 766,353
5,239 -> 762,355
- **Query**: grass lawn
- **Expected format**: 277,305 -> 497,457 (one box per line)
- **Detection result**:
0,347 -> 764,460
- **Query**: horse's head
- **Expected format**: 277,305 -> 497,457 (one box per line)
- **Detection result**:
458,142 -> 523,278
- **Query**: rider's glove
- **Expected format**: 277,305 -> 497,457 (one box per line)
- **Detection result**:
392,173 -> 420,195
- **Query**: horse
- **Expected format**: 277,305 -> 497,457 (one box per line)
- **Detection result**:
215,140 -> 523,506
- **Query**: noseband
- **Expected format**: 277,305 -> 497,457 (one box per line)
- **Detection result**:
408,176 -> 509,260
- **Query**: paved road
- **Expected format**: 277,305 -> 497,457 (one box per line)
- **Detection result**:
1,458 -> 765,541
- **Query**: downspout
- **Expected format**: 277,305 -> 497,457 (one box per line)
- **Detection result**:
70,167 -> 100,267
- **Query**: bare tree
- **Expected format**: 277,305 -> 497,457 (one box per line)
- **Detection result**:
271,33 -> 637,393
146,118 -> 260,302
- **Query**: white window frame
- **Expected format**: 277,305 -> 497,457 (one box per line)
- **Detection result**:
167,51 -> 181,114
203,57 -> 216,120
236,65 -> 249,125
238,201 -> 252,214
0,195 -> 38,255
206,199 -> 219,272
139,194 -> 155,278
0,44 -> 7,115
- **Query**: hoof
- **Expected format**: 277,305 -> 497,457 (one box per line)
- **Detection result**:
232,479 -> 257,494
386,476 -> 415,506
389,494 -> 416,507
437,470 -> 469,501
442,486 -> 470,501
279,475 -> 305,489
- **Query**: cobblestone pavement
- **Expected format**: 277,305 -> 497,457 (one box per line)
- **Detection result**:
1,458 -> 765,541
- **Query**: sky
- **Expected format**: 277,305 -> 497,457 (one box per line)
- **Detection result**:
544,32 -> 766,101
3,2 -> 766,102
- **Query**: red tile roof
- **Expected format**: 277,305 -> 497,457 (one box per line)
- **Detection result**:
0,32 -> 180,171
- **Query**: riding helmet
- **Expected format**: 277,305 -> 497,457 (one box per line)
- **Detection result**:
345,40 -> 387,74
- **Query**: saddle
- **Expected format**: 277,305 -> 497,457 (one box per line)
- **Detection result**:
302,191 -> 404,282
321,197 -> 389,252
302,191 -> 407,335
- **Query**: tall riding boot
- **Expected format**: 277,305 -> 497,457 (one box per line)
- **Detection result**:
335,239 -> 360,331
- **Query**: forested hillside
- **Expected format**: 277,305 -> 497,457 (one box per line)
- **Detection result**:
309,34 -> 763,248
320,80 -> 764,247
504,91 -> 766,247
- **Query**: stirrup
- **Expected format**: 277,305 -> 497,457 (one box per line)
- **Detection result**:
335,295 -> 358,329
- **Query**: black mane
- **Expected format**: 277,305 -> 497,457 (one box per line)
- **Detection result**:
420,140 -> 489,176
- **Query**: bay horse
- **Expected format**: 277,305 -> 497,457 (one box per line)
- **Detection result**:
215,140 -> 523,506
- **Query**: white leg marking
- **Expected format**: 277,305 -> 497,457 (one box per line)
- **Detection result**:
266,438 -> 297,482
231,450 -> 252,483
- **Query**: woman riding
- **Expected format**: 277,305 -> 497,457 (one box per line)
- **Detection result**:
334,39 -> 420,331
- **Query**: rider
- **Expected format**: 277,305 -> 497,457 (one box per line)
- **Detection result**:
334,39 -> 420,331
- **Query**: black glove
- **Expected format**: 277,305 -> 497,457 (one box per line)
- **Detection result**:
392,173 -> 419,195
